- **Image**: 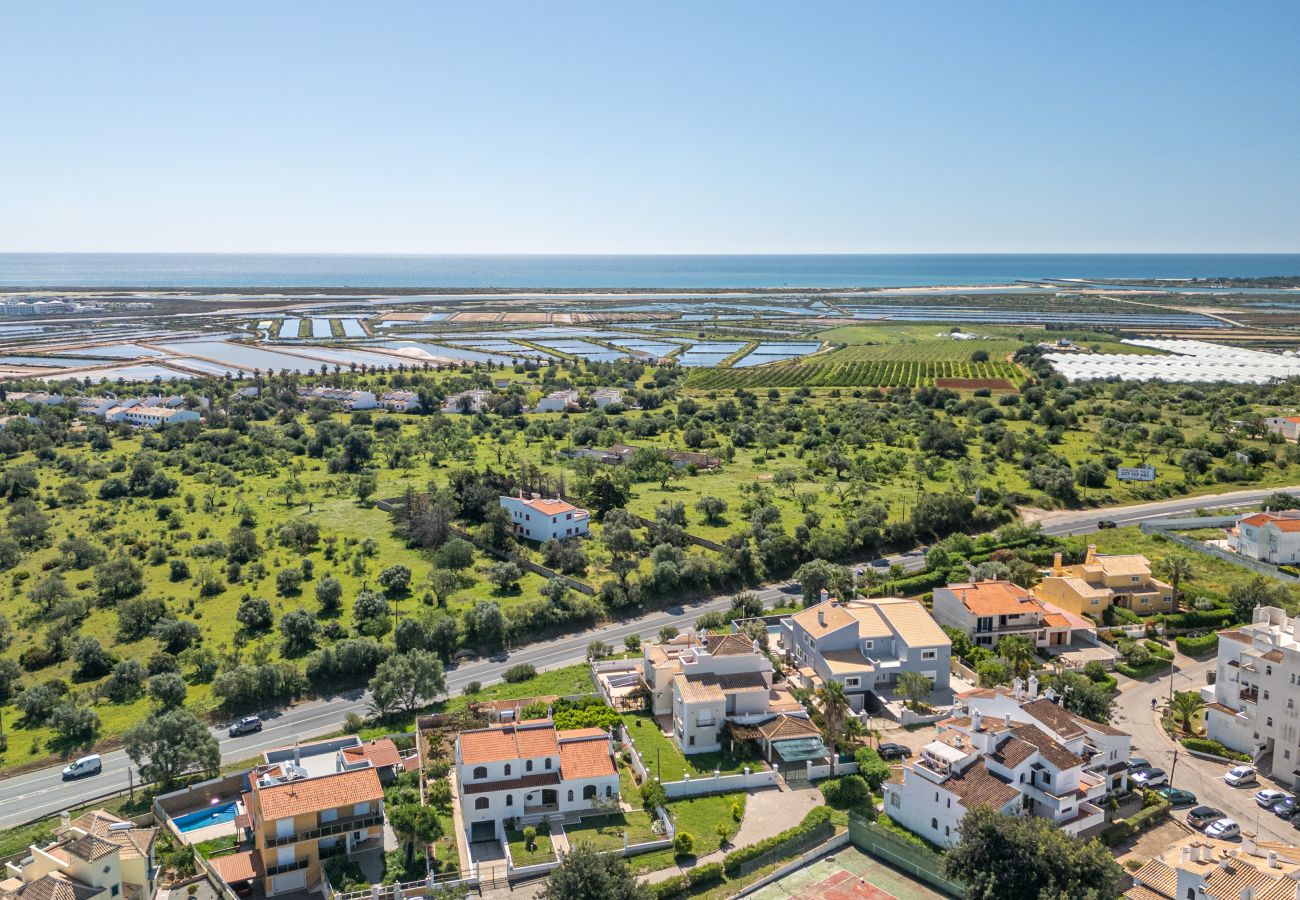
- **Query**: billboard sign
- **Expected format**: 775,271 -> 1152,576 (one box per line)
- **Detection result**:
1117,465 -> 1157,482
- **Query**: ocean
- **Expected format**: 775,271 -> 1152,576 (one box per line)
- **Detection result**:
0,253 -> 1297,290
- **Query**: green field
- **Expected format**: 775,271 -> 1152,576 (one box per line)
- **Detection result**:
687,357 -> 1025,389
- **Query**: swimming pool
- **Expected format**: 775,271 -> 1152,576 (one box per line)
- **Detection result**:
173,802 -> 239,833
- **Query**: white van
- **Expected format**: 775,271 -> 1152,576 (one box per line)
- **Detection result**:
61,754 -> 102,780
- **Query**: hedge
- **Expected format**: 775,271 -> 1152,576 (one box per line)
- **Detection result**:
1175,633 -> 1219,657
721,807 -> 833,877
646,863 -> 725,899
1143,640 -> 1174,660
1101,797 -> 1169,846
1164,608 -> 1236,630
1116,658 -> 1172,679
1183,737 -> 1251,762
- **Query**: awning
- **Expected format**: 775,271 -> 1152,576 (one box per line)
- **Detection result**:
771,737 -> 831,763
209,851 -> 260,884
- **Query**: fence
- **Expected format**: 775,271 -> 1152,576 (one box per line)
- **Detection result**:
732,831 -> 851,896
333,869 -> 480,900
1140,520 -> 1300,583
447,524 -> 596,594
848,815 -> 965,898
618,724 -> 779,798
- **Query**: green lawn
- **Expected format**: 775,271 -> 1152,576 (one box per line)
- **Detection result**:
564,809 -> 661,852
621,712 -> 751,781
505,827 -> 555,867
630,792 -> 746,873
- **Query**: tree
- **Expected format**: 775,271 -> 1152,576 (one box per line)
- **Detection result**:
352,590 -> 391,637
279,608 -> 319,655
896,672 -> 933,711
816,680 -> 852,774
996,635 -> 1036,680
942,806 -> 1123,900
315,576 -> 343,614
1051,671 -> 1115,724
148,672 -> 188,710
1155,555 -> 1194,615
854,746 -> 891,792
1229,575 -> 1284,624
539,845 -> 648,900
95,555 -> 144,603
488,561 -> 523,593
103,659 -> 147,703
29,574 -> 73,612
388,803 -> 442,867
624,634 -> 641,653
378,564 -> 412,596
1170,690 -> 1205,735
794,558 -> 851,606
586,640 -> 611,660
72,636 -> 114,679
695,496 -> 728,525
0,657 -> 22,734
152,618 -> 202,654
124,708 -> 220,787
426,568 -> 461,607
434,537 -> 474,570
236,596 -> 274,633
370,650 -> 446,713
50,702 -> 100,750
275,566 -> 304,596
465,600 -> 503,647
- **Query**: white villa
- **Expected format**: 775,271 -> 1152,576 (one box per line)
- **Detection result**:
499,494 -> 590,542
534,389 -> 580,413
1229,511 -> 1300,565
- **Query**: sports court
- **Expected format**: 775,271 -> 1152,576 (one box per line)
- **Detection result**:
747,846 -> 950,900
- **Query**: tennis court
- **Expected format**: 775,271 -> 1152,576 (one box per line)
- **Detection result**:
747,846 -> 948,900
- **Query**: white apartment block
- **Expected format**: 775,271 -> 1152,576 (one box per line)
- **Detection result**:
298,387 -> 377,410
499,494 -> 589,542
883,678 -> 1128,848
455,721 -> 620,843
1229,512 -> 1300,565
378,389 -> 421,412
442,389 -> 492,414
592,388 -> 622,408
4,391 -> 64,405
1204,606 -> 1300,788
534,389 -> 579,413
106,406 -> 200,428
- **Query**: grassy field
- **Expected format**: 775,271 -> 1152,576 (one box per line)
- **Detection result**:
622,712 -> 750,780
505,826 -> 556,866
564,809 -> 661,852
630,792 -> 745,873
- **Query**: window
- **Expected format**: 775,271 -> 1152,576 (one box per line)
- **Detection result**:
473,766 -> 487,779
945,826 -> 950,837
931,818 -> 938,830
1131,576 -> 1140,583
352,802 -> 369,816
1042,772 -> 1051,785
922,650 -> 937,660
1265,691 -> 1271,700
863,640 -> 874,650
583,785 -> 597,800
1091,599 -> 1099,607
504,764 -> 511,776
545,758 -> 552,770
111,888 -> 119,898
846,678 -> 859,687
526,760 -> 533,772
1267,666 -> 1274,676
890,793 -> 901,808
475,798 -> 489,810
606,785 -> 614,797
1268,717 -> 1274,727
568,790 -> 574,801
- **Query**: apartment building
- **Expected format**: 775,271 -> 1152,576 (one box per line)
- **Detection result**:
1229,511 -> 1300,565
932,580 -> 1095,649
499,494 -> 590,542
297,387 -> 377,410
1,810 -> 158,900
105,406 -> 199,428
1033,547 -> 1173,618
1128,835 -> 1300,900
442,389 -> 492,414
4,391 -> 64,405
1204,606 -> 1300,788
781,598 -> 950,711
533,389 -> 579,413
378,389 -> 421,412
591,388 -> 623,408
883,678 -> 1127,848
455,721 -> 620,843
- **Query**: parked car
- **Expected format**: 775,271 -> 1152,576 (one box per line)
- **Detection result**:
1097,520 -> 1118,529
1206,818 -> 1241,840
1127,757 -> 1152,772
228,715 -> 263,737
1157,787 -> 1197,807
1256,789 -> 1288,808
1131,768 -> 1168,788
1225,765 -> 1258,786
871,558 -> 891,568
1187,806 -> 1226,830
1272,797 -> 1298,819
877,743 -> 913,760
61,754 -> 102,780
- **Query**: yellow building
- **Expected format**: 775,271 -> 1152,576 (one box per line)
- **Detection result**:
1,810 -> 157,900
1032,547 -> 1173,619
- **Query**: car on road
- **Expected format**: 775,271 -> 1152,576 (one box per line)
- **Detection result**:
1127,757 -> 1152,772
1256,789 -> 1288,808
871,558 -> 891,568
1206,818 -> 1241,840
228,716 -> 263,737
1225,765 -> 1258,786
1272,797 -> 1298,819
1131,768 -> 1168,788
1097,519 -> 1118,529
61,754 -> 102,780
877,743 -> 913,760
1187,806 -> 1226,830
1157,787 -> 1197,807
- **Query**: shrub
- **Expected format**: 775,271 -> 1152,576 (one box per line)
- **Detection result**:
1183,737 -> 1251,761
1176,633 -> 1219,657
672,831 -> 695,857
688,862 -> 724,888
819,774 -> 871,809
640,779 -> 667,811
503,663 -> 536,683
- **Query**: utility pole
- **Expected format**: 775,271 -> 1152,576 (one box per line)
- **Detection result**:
1169,748 -> 1180,788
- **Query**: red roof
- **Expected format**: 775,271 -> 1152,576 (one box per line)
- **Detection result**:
341,739 -> 401,769
460,722 -> 560,764
557,732 -> 616,780
1240,512 -> 1300,532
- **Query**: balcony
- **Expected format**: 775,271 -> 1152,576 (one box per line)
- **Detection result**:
267,812 -> 385,848
1241,688 -> 1259,704
266,858 -> 309,877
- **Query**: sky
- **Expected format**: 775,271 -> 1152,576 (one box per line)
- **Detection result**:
1,2 -> 1298,254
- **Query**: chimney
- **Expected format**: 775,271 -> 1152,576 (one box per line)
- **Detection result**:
971,710 -> 982,732
1028,674 -> 1039,700
1004,713 -> 1012,729
817,609 -> 826,627
1268,851 -> 1280,869
59,812 -> 70,831
1242,888 -> 1255,900
294,741 -> 301,766
1181,847 -> 1192,864
1052,552 -> 1063,575
820,589 -> 830,604
1085,544 -> 1097,565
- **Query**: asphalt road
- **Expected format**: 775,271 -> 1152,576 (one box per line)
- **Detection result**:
1113,652 -> 1296,844
3,483 -> 1299,829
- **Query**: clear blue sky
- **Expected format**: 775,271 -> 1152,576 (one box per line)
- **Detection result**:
2,1 -> 1297,253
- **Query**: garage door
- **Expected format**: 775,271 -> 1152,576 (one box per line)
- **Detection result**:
470,821 -> 497,843
272,870 -> 307,895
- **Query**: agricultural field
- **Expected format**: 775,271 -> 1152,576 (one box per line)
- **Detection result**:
686,357 -> 1025,389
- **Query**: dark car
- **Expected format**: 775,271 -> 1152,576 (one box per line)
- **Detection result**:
1273,797 -> 1299,819
871,558 -> 891,569
877,743 -> 913,760
228,715 -> 263,737
1097,519 -> 1118,529
1127,757 -> 1152,772
1187,806 -> 1225,830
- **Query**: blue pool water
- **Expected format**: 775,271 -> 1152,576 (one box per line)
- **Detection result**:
174,802 -> 238,833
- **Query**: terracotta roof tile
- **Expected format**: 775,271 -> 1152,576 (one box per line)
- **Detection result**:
462,772 -> 562,795
557,733 -> 616,780
10,874 -> 101,900
1262,649 -> 1285,662
989,737 -> 1037,767
255,767 -> 383,820
1131,859 -> 1177,898
341,739 -> 401,770
1218,630 -> 1253,645
707,634 -> 755,656
790,601 -> 858,639
1007,723 -> 1084,770
946,581 -> 1044,617
1021,698 -> 1087,740
943,761 -> 1019,809
459,722 -> 560,764
64,834 -> 118,863
674,672 -> 724,704
209,851 -> 262,884
758,714 -> 820,741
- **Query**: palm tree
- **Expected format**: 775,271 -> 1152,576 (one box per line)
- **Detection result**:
816,680 -> 852,775
1156,555 -> 1195,615
996,634 -> 1036,680
1170,690 -> 1205,735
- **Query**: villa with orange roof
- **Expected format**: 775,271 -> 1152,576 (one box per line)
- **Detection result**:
932,580 -> 1095,650
499,493 -> 590,542
1032,547 -> 1173,618
455,719 -> 619,843
1229,510 -> 1300,565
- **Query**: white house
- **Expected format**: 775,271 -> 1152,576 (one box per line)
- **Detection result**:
883,678 -> 1126,848
298,387 -> 377,410
4,391 -> 63,406
592,388 -> 623,408
74,396 -> 119,417
499,494 -> 589,542
442,389 -> 492,414
106,406 -> 200,428
1229,511 -> 1300,565
1265,416 -> 1300,441
378,389 -> 421,412
1204,605 -> 1300,787
932,580 -> 1095,650
455,721 -> 620,843
534,389 -> 579,413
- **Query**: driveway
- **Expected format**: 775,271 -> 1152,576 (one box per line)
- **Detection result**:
1112,651 -> 1296,843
